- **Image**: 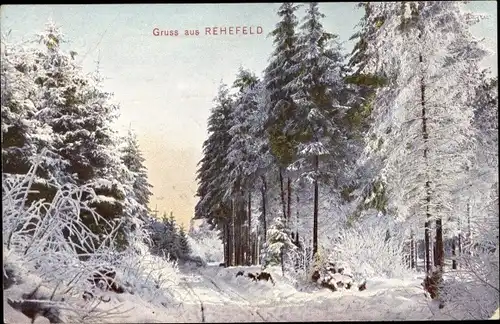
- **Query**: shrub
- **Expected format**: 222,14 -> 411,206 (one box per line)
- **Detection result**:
2,154 -> 180,322
327,211 -> 411,281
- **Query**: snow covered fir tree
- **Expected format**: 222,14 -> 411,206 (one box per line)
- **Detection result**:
2,2 -> 499,323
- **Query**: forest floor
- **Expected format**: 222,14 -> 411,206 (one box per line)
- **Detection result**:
4,262 -> 492,323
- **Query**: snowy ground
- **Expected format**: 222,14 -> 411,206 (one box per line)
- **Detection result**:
5,262 -> 493,323
71,265 -> 454,322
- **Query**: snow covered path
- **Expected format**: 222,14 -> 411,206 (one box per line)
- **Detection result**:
2,263 -> 471,323
159,264 -> 445,322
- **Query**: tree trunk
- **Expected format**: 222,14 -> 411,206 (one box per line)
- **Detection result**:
295,192 -> 300,248
234,199 -> 239,266
287,177 -> 292,222
238,195 -> 245,265
466,201 -> 471,255
279,167 -> 287,220
424,220 -> 431,273
229,200 -> 235,266
261,175 -> 268,243
253,232 -> 258,265
414,237 -> 418,270
241,195 -> 246,265
233,199 -> 239,266
433,236 -> 438,267
256,230 -> 260,265
223,222 -> 229,265
410,230 -> 415,269
435,218 -> 444,270
313,155 -> 319,257
457,209 -> 462,269
419,42 -> 432,274
458,232 -> 462,261
452,236 -> 457,270
248,191 -> 252,265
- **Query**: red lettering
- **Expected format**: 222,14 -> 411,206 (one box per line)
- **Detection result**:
205,27 -> 211,35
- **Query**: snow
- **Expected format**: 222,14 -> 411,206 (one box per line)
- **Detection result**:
7,261 -> 486,323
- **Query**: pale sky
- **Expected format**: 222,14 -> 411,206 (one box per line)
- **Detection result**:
1,2 -> 497,228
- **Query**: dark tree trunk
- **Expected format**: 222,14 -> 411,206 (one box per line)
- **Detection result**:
414,237 -> 418,270
261,175 -> 268,243
435,218 -> 444,270
423,118 -> 432,272
287,177 -> 292,222
295,192 -> 300,247
237,194 -> 245,265
256,231 -> 260,265
223,222 -> 229,265
229,200 -> 234,266
279,167 -> 287,220
241,194 -> 246,265
252,234 -> 255,265
452,236 -> 457,270
466,201 -> 471,255
458,232 -> 462,260
234,200 -> 239,266
410,230 -> 415,269
433,237 -> 438,267
419,44 -> 432,274
313,155 -> 319,257
425,219 -> 431,273
248,191 -> 252,265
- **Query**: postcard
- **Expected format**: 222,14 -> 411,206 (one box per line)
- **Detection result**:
1,2 -> 498,323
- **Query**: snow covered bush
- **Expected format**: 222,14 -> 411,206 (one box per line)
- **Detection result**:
2,154 -> 180,322
262,217 -> 297,273
438,211 -> 499,320
187,232 -> 223,264
285,236 -> 315,285
327,210 -> 411,281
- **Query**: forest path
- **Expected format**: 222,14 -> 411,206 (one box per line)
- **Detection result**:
171,264 -> 438,322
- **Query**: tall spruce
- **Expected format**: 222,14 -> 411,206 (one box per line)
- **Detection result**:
120,128 -> 153,221
32,22 -> 129,249
195,83 -> 234,265
287,2 -> 348,257
225,68 -> 261,265
264,2 -> 302,225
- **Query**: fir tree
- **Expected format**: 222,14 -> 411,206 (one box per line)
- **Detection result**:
176,225 -> 192,258
32,21 -> 128,249
262,217 -> 297,274
119,127 -> 153,222
287,2 -> 348,257
264,2 -> 302,225
195,83 -> 235,263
